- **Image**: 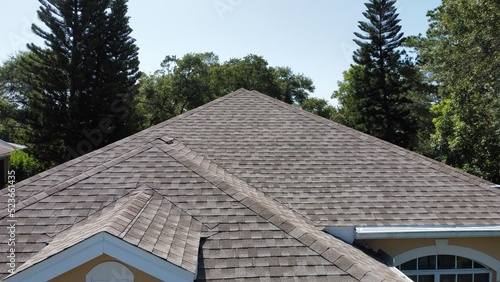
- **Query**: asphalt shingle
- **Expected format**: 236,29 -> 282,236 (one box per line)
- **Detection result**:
2,89 -> 497,281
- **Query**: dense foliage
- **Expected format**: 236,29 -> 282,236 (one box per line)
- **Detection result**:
9,150 -> 43,182
332,0 -> 432,154
0,53 -> 31,144
333,0 -> 433,150
22,0 -> 140,167
410,0 -> 500,183
300,97 -> 336,119
1,0 -> 498,183
135,53 -> 315,128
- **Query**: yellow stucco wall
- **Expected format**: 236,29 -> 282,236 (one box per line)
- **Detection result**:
49,254 -> 162,282
359,237 -> 500,261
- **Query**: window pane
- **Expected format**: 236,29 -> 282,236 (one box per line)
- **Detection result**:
401,259 -> 417,270
457,257 -> 472,269
474,273 -> 490,282
438,255 -> 456,269
473,261 -> 486,269
419,275 -> 435,282
408,275 -> 417,282
457,274 -> 472,282
419,255 -> 437,270
440,274 -> 456,282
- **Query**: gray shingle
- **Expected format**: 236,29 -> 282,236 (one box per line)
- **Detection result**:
4,89 -> 496,281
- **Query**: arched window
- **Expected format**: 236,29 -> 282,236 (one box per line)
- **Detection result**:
396,255 -> 492,282
86,261 -> 134,282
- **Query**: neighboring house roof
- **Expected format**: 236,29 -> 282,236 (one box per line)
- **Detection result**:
1,88 -> 498,281
0,139 -> 27,158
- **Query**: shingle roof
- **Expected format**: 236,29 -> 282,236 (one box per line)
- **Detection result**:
0,139 -> 26,158
163,89 -> 499,227
1,88 -> 498,281
13,186 -> 202,275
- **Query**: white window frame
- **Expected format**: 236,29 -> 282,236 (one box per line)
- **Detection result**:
393,240 -> 499,282
399,255 -> 492,282
86,261 -> 134,282
393,242 -> 500,275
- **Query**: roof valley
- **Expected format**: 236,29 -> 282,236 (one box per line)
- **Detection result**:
153,136 -> 408,281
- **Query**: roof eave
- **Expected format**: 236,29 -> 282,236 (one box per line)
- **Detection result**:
4,232 -> 194,282
355,226 -> 500,240
325,225 -> 500,243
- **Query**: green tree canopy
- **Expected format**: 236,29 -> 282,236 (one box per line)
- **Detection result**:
300,97 -> 336,119
0,52 -> 33,143
136,53 -> 316,128
410,0 -> 500,183
22,0 -> 140,167
333,0 -> 432,150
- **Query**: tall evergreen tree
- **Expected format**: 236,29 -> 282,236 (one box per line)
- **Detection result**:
23,0 -> 139,167
333,0 -> 423,149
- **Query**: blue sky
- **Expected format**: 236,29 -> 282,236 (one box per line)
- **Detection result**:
0,0 -> 441,103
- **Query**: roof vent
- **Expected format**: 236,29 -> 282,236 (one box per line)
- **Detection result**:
491,184 -> 500,190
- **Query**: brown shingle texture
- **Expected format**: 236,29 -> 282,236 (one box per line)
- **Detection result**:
164,89 -> 499,227
2,89 -> 497,281
13,186 -> 202,275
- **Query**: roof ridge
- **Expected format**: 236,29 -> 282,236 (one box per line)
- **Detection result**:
12,134 -> 140,187
13,186 -> 156,274
247,89 -> 493,189
155,88 -> 247,128
153,136 -> 408,281
0,143 -> 155,220
9,90 -> 248,188
132,182 -> 211,239
117,185 -> 157,238
14,184 -> 203,275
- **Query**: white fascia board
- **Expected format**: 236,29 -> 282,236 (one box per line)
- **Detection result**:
5,233 -> 105,282
5,232 -> 194,282
324,226 -> 356,243
355,225 -> 500,240
0,139 -> 13,149
0,153 -> 11,158
7,142 -> 27,150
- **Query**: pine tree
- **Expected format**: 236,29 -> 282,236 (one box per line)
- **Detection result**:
23,0 -> 139,167
334,0 -> 420,149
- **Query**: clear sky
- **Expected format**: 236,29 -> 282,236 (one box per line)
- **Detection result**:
0,0 -> 441,103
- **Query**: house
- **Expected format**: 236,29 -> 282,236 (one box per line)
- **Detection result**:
0,139 -> 26,186
1,88 -> 499,281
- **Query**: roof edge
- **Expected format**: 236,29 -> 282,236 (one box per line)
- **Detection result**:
328,225 -> 500,242
10,88 -> 249,188
247,90 -> 495,190
4,232 -> 194,282
0,143 -> 155,219
356,225 -> 500,239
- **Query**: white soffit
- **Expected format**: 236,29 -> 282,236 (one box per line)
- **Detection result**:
355,225 -> 500,239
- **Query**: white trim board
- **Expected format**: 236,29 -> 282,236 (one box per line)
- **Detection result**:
325,225 -> 500,243
5,232 -> 194,282
393,240 -> 500,276
356,225 -> 500,239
